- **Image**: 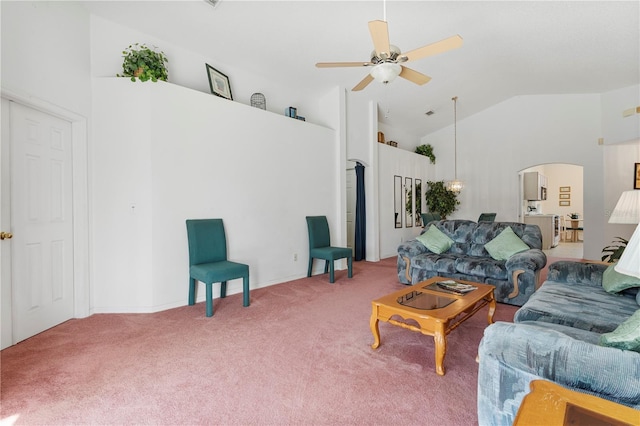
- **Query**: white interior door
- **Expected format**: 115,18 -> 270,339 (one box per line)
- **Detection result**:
9,101 -> 74,343
346,167 -> 356,251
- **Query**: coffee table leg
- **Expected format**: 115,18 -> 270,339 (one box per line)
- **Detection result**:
434,322 -> 446,376
487,294 -> 496,324
370,312 -> 381,349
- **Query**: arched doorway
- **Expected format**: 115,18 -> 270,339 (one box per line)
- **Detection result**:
519,163 -> 584,260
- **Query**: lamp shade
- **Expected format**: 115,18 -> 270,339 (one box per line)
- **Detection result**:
615,223 -> 640,278
370,63 -> 402,84
608,190 -> 640,224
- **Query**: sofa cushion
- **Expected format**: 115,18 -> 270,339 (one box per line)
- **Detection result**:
514,280 -> 638,333
602,264 -> 640,293
416,225 -> 454,254
600,309 -> 640,352
484,226 -> 530,261
455,257 -> 508,280
412,253 -> 458,275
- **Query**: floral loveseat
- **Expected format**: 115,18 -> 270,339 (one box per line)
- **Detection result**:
477,261 -> 640,425
397,220 -> 546,306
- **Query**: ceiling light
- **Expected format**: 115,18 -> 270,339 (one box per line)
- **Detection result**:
446,96 -> 464,193
370,63 -> 402,84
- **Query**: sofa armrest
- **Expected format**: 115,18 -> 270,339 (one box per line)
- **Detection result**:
547,260 -> 608,288
477,322 -> 640,426
396,240 -> 430,284
505,249 -> 546,275
397,239 -> 429,258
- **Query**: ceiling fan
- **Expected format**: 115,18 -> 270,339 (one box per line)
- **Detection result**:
316,20 -> 463,91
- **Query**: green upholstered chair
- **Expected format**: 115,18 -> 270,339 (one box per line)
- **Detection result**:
306,216 -> 353,283
420,213 -> 438,226
478,213 -> 497,222
186,219 -> 250,317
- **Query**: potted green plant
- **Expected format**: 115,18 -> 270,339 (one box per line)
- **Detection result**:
602,236 -> 628,263
415,144 -> 436,164
424,180 -> 460,219
117,43 -> 169,82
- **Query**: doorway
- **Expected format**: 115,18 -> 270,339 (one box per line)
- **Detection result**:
519,163 -> 584,260
1,93 -> 90,349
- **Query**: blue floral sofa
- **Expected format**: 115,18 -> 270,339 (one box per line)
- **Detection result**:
396,220 -> 547,306
477,261 -> 640,425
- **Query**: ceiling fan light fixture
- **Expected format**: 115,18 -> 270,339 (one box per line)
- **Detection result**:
370,62 -> 402,84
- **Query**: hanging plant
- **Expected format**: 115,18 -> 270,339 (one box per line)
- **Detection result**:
415,144 -> 436,164
117,43 -> 168,82
424,180 -> 459,219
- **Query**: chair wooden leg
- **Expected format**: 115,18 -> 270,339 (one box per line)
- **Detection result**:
307,258 -> 313,277
188,277 -> 196,305
347,257 -> 353,278
329,261 -> 335,283
220,281 -> 227,298
324,261 -> 329,274
242,275 -> 250,307
206,283 -> 214,317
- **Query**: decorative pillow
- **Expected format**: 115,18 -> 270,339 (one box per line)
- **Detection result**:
484,226 -> 530,261
599,309 -> 640,352
416,225 -> 454,254
602,264 -> 640,294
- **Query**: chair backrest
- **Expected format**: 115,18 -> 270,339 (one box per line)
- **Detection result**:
478,213 -> 497,222
421,213 -> 438,225
186,219 -> 227,265
306,216 -> 331,249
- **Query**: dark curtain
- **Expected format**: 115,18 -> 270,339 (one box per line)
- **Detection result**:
354,162 -> 366,261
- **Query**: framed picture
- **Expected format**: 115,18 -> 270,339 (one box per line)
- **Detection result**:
635,163 -> 640,190
205,64 -> 233,100
559,200 -> 571,206
559,194 -> 570,199
559,186 -> 571,192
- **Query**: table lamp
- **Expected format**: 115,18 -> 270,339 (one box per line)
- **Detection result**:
609,190 -> 640,278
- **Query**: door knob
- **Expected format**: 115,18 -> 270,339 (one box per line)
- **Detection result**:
0,231 -> 13,240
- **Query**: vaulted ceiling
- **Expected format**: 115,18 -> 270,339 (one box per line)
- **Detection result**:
83,0 -> 640,137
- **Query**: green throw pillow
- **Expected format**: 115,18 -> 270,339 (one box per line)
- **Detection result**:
599,309 -> 640,352
416,225 -> 454,254
602,264 -> 640,293
484,226 -> 530,261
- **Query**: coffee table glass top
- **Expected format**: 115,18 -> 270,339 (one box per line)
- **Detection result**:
396,290 -> 455,310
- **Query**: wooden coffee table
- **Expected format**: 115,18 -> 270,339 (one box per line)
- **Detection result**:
370,277 -> 496,375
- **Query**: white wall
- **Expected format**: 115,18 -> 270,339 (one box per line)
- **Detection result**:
601,84 -> 640,145
378,144 -> 432,259
89,14 -> 326,128
378,122 -> 421,151
1,2 -> 92,115
92,79 -> 338,312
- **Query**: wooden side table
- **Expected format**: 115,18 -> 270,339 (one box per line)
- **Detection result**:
513,380 -> 639,426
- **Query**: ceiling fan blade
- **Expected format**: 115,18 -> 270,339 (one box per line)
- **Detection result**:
316,62 -> 370,68
352,74 -> 374,91
368,20 -> 391,58
402,35 -> 463,62
399,66 -> 432,86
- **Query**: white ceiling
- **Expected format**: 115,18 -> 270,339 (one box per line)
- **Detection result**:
83,0 -> 640,137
